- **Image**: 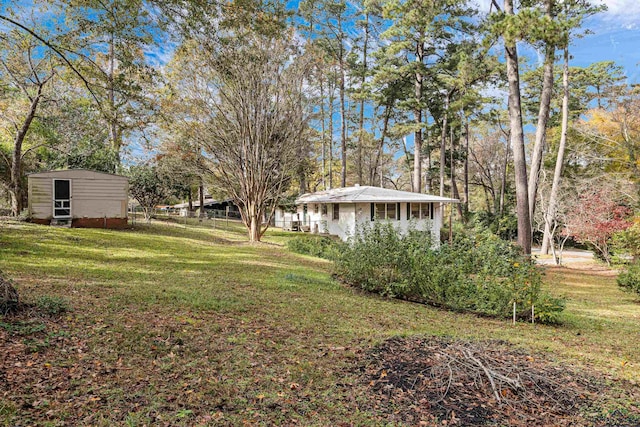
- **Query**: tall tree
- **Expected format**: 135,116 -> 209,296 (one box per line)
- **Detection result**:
63,0 -> 160,167
0,30 -> 57,215
318,0 -> 350,187
500,0 -> 532,254
540,45 -> 570,254
375,0 -> 472,193
166,28 -> 311,241
527,0 -> 557,225
539,0 -> 605,253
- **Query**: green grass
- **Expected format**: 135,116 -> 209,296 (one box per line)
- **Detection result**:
1,220 -> 639,425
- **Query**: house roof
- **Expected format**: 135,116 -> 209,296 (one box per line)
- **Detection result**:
296,185 -> 459,204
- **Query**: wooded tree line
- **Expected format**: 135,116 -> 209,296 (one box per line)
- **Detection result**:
0,0 -> 638,244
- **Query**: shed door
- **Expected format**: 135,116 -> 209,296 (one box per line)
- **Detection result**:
53,179 -> 71,218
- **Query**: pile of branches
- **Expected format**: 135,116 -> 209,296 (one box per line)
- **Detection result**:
359,336 -> 608,426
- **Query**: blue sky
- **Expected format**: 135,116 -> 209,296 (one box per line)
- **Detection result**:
571,3 -> 640,84
495,0 -> 640,84
3,0 -> 637,83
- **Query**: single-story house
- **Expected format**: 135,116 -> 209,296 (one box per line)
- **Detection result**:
290,185 -> 458,241
27,169 -> 129,228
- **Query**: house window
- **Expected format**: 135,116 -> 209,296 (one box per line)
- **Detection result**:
409,203 -> 433,220
321,204 -> 327,215
374,203 -> 398,220
332,204 -> 340,221
313,203 -> 319,214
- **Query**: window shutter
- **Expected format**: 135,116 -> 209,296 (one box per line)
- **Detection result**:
407,203 -> 410,220
370,203 -> 375,221
396,203 -> 400,221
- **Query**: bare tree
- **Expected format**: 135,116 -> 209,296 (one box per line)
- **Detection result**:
170,35 -> 312,242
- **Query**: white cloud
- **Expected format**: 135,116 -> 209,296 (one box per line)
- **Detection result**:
598,0 -> 640,17
589,0 -> 640,28
474,0 -> 640,21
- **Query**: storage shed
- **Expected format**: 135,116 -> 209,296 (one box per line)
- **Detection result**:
27,169 -> 129,228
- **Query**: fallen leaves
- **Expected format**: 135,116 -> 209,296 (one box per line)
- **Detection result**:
357,336 -> 640,426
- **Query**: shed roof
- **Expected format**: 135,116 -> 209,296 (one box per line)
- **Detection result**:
27,169 -> 128,181
296,185 -> 459,204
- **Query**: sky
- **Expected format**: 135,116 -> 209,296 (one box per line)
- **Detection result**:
477,0 -> 640,84
570,1 -> 640,84
3,0 -> 638,83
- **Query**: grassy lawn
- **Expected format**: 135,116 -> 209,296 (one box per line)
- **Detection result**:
1,220 -> 639,426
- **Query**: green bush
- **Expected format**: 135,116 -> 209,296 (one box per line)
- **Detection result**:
36,295 -> 70,316
333,222 -> 565,324
617,262 -> 640,296
287,235 -> 344,260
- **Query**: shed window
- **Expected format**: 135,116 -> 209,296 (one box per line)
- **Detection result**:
332,204 -> 340,220
374,203 -> 399,220
321,204 -> 327,215
313,203 -> 319,214
410,203 -> 433,220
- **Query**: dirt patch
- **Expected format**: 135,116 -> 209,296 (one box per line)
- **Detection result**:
357,336 -> 640,426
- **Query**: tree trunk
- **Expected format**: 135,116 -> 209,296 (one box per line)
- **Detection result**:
464,119 -> 470,212
402,137 -> 414,191
357,14 -> 369,185
451,160 -> 464,219
320,77 -> 327,190
108,30 -> 120,168
371,105 -> 390,186
499,130 -> 510,216
339,31 -> 347,188
413,41 -> 424,193
10,86 -> 43,216
450,124 -> 463,220
528,0 -> 555,226
328,80 -> 335,190
249,214 -> 260,242
439,93 -> 450,197
198,181 -> 205,221
541,46 -> 570,255
426,133 -> 432,193
504,0 -> 532,256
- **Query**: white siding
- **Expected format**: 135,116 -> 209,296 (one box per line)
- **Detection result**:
292,201 -> 445,242
28,177 -> 54,219
28,170 -> 128,220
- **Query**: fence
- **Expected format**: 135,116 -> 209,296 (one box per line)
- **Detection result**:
128,209 -> 243,231
273,217 -> 326,234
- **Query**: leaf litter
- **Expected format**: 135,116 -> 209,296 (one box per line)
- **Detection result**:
357,336 -> 640,426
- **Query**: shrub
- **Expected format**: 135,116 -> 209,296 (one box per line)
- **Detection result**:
0,273 -> 19,314
287,235 -> 344,260
617,262 -> 640,296
333,222 -> 565,324
36,295 -> 70,316
612,217 -> 640,262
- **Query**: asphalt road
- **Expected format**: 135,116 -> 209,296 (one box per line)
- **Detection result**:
531,247 -> 595,265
